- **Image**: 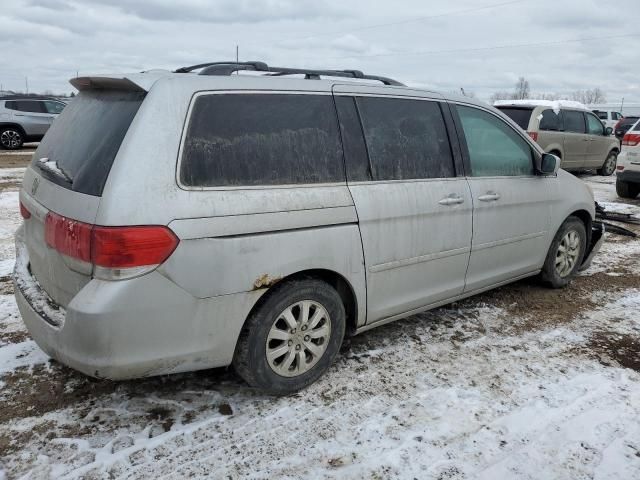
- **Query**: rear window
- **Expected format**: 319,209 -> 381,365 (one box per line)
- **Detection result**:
539,109 -> 563,131
621,117 -> 639,127
634,121 -> 640,132
356,96 -> 455,180
180,93 -> 344,187
33,90 -> 144,196
495,107 -> 533,130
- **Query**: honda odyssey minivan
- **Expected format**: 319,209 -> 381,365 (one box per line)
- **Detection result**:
14,62 -> 603,394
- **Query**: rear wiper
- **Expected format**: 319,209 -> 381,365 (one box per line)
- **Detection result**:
38,157 -> 73,185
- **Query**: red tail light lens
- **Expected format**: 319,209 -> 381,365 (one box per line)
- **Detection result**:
622,133 -> 640,146
45,213 -> 92,262
91,226 -> 179,269
20,201 -> 31,219
527,131 -> 539,142
45,212 -> 178,270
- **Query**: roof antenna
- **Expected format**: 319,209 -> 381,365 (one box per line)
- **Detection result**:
236,45 -> 239,75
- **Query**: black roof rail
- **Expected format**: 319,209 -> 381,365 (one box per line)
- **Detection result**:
173,61 -> 405,87
0,94 -> 63,101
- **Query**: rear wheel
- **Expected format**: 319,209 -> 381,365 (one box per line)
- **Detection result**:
540,216 -> 587,288
233,278 -> 345,395
597,150 -> 617,176
616,179 -> 640,199
0,127 -> 24,150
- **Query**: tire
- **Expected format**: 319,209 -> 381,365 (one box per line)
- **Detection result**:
540,216 -> 587,288
233,278 -> 346,395
597,150 -> 617,176
616,179 -> 640,199
0,127 -> 24,150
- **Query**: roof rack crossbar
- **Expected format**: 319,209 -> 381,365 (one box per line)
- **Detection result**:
174,61 -> 404,86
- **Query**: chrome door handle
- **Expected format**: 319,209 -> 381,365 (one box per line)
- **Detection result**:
478,192 -> 501,202
438,195 -> 465,206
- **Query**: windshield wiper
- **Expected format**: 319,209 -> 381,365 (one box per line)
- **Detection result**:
37,157 -> 73,185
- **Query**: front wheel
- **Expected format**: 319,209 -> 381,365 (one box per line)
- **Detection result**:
597,151 -> 617,176
540,217 -> 587,288
233,278 -> 345,395
616,179 -> 640,199
0,127 -> 24,150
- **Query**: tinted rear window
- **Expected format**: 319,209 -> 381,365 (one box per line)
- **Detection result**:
33,90 -> 144,196
180,93 -> 344,187
495,107 -> 533,129
563,110 -> 586,134
356,97 -> 455,180
621,117 -> 639,127
539,109 -> 563,131
634,121 -> 640,132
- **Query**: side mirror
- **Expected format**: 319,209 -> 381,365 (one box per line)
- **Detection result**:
538,153 -> 561,175
605,127 -> 613,136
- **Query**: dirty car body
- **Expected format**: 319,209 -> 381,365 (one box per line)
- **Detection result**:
14,65 -> 601,389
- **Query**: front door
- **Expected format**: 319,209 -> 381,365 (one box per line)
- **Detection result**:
333,87 -> 473,323
454,104 -> 555,293
585,111 -> 611,168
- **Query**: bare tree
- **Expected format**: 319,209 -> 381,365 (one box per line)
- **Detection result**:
514,77 -> 530,100
490,90 -> 513,103
571,88 -> 607,104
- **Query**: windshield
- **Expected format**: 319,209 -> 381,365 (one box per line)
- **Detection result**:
495,107 -> 533,130
33,90 -> 145,196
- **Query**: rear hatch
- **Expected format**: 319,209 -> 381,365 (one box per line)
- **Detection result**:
21,87 -> 145,308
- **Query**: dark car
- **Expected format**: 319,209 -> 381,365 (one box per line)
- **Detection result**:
614,116 -> 640,140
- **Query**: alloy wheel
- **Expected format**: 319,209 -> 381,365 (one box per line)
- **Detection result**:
555,230 -> 581,277
266,300 -> 331,377
0,130 -> 22,149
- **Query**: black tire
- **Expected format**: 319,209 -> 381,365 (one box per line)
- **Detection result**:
616,179 -> 640,199
597,150 -> 617,176
233,278 -> 345,395
540,216 -> 587,288
0,127 -> 24,150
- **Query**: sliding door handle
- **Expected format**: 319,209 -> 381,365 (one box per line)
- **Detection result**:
439,195 -> 465,206
478,192 -> 501,202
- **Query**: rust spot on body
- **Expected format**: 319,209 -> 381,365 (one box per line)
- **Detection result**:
253,273 -> 282,290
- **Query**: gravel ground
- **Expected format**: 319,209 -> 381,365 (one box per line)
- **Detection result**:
0,167 -> 639,479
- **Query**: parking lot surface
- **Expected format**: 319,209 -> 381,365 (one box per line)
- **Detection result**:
0,163 -> 639,479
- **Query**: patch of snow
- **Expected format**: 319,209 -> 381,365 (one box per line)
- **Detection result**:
0,340 -> 49,375
494,99 -> 589,114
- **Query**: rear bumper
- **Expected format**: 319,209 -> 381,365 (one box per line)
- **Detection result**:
579,222 -> 605,272
14,228 -> 263,380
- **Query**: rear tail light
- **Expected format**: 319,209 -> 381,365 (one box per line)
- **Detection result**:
20,201 -> 31,219
622,133 -> 640,147
44,212 -> 179,280
527,131 -> 539,142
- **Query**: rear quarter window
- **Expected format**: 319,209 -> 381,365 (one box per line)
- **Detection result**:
180,93 -> 344,187
495,107 -> 533,130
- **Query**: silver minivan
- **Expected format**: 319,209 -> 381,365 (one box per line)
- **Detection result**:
14,62 -> 603,394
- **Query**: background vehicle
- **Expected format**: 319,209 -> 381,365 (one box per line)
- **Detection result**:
0,96 -> 66,149
614,116 -> 640,140
495,100 -> 620,175
14,63 -> 601,394
593,109 -> 622,130
616,119 -> 640,199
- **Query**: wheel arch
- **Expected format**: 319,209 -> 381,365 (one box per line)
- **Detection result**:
568,209 -> 593,245
0,122 -> 27,137
244,268 -> 360,338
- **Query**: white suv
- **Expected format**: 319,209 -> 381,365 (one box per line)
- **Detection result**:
617,118 -> 640,198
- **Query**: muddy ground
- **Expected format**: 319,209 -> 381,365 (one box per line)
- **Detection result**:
0,166 -> 639,479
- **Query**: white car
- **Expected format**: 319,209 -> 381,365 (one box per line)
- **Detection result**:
616,118 -> 640,199
593,109 -> 623,131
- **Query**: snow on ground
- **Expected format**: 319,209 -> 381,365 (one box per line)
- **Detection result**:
0,170 -> 639,479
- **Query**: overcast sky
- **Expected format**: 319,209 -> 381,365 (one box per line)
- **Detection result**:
1,0 -> 638,104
